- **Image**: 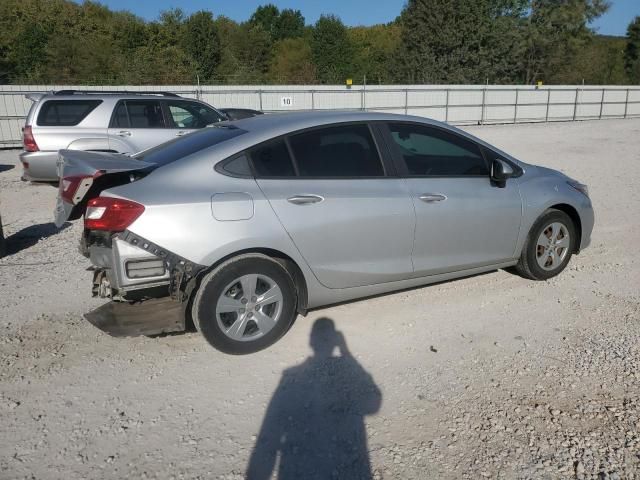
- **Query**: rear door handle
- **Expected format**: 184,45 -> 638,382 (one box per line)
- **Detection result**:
175,131 -> 187,137
116,130 -> 131,137
287,194 -> 324,205
419,193 -> 447,203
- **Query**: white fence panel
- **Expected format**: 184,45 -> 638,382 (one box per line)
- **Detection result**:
1,84 -> 639,147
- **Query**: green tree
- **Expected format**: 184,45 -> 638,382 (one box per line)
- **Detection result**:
182,11 -> 221,82
249,4 -> 279,37
350,23 -> 400,84
625,16 -> 640,83
268,37 -> 316,83
274,9 -> 305,40
311,15 -> 353,84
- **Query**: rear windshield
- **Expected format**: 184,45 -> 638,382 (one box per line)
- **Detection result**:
37,100 -> 102,126
134,125 -> 247,167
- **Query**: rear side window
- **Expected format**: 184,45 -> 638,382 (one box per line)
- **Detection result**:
388,123 -> 488,176
37,100 -> 102,126
135,125 -> 246,167
110,100 -> 165,128
288,124 -> 384,177
250,139 -> 296,177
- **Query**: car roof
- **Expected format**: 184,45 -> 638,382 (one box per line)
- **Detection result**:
36,91 -> 190,101
228,110 -> 448,140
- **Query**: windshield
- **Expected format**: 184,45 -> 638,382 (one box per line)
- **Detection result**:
134,125 -> 247,167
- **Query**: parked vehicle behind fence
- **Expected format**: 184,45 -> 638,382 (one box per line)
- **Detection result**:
54,111 -> 594,355
20,90 -> 261,182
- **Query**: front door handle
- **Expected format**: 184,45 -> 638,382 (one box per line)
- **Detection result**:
419,193 -> 447,203
287,194 -> 324,205
117,130 -> 131,137
175,131 -> 187,137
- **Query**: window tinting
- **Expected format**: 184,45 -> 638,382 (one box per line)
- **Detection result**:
250,140 -> 295,177
220,154 -> 252,177
37,100 -> 102,126
134,125 -> 246,167
288,124 -> 384,177
111,102 -> 129,128
122,100 -> 165,128
389,123 -> 488,176
166,100 -> 224,129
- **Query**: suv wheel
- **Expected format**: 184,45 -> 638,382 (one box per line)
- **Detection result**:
192,254 -> 297,354
514,209 -> 576,280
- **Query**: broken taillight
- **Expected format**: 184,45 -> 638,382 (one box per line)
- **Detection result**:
23,125 -> 39,152
84,197 -> 145,232
60,171 -> 104,205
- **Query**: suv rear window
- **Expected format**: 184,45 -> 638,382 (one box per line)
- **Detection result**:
111,100 -> 165,128
37,100 -> 102,126
135,125 -> 246,167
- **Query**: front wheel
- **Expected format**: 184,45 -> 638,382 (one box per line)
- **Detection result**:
191,254 -> 298,354
514,209 -> 577,280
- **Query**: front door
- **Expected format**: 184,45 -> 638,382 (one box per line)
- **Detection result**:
253,124 -> 415,289
383,122 -> 522,276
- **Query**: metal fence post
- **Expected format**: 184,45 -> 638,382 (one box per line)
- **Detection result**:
572,88 -> 579,121
259,90 -> 263,111
599,88 -> 605,119
545,89 -> 551,122
404,89 -> 409,115
361,86 -> 366,111
311,90 -> 315,111
445,89 -> 450,123
624,88 -> 630,119
480,88 -> 486,124
513,89 -> 519,124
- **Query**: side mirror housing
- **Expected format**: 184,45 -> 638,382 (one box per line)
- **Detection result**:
491,159 -> 514,187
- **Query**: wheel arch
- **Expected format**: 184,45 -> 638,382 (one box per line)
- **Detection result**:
548,203 -> 582,253
185,247 -> 309,329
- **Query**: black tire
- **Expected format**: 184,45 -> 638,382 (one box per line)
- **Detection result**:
192,254 -> 297,355
514,209 -> 577,280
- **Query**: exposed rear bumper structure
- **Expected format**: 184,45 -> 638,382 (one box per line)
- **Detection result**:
84,297 -> 185,337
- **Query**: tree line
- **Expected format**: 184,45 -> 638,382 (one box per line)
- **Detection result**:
0,0 -> 639,85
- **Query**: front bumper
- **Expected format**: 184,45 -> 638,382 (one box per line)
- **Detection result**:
85,297 -> 184,336
19,150 -> 59,182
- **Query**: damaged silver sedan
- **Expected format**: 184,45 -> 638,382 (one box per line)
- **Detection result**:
55,111 -> 594,354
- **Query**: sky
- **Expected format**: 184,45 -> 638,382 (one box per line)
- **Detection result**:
83,0 -> 640,37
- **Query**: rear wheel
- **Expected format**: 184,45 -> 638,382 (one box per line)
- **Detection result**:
514,209 -> 576,280
192,254 -> 297,354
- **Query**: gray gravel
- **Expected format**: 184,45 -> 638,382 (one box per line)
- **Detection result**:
1,119 -> 639,479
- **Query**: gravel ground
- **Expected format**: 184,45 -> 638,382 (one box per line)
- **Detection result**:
0,119 -> 639,479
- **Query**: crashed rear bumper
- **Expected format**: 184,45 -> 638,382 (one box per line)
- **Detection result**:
84,297 -> 185,337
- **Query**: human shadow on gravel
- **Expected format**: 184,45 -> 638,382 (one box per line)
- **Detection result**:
246,317 -> 382,480
4,222 -> 70,255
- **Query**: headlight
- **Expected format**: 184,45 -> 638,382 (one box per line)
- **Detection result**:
567,180 -> 589,198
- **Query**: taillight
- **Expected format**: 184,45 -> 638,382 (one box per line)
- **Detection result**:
23,126 -> 39,152
84,197 -> 145,232
61,175 -> 94,204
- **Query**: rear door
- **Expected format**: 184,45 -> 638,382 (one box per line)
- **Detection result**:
108,99 -> 173,153
254,123 -> 415,289
382,122 -> 522,276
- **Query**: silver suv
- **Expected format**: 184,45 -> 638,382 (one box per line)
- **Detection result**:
20,90 -> 227,181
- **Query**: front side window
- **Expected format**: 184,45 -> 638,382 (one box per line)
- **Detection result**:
166,100 -> 224,129
111,100 -> 165,129
288,124 -> 384,177
37,100 -> 102,126
388,123 -> 488,176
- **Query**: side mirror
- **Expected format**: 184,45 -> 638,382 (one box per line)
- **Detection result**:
491,159 -> 513,187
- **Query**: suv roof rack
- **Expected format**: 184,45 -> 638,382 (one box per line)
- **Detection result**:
53,90 -> 181,97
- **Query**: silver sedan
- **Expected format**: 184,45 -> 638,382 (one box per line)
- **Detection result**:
55,111 -> 594,354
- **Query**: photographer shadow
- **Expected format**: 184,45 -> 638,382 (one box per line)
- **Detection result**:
247,317 -> 382,480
